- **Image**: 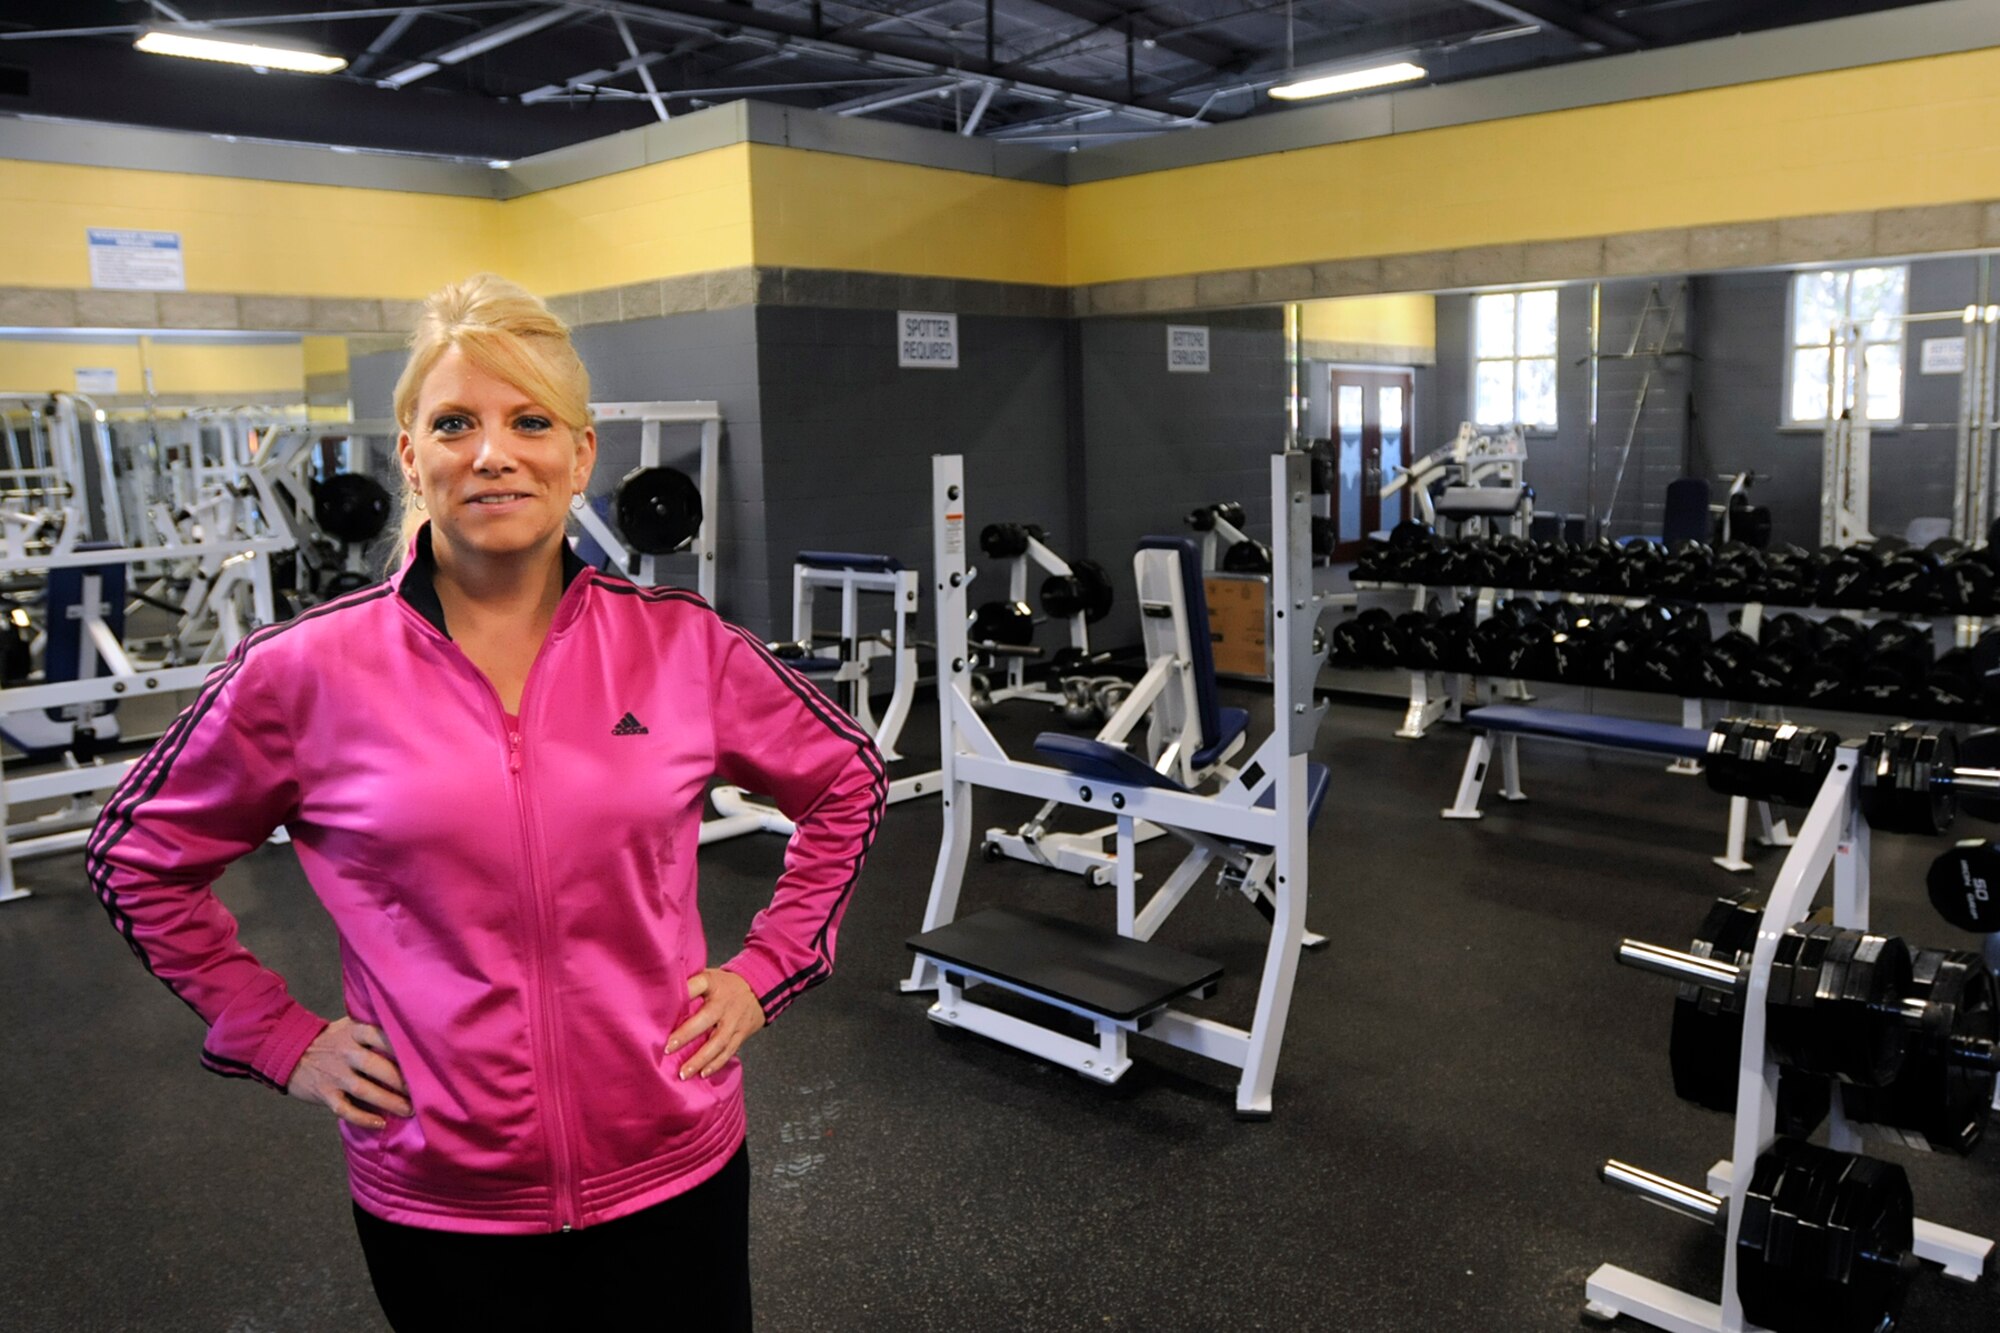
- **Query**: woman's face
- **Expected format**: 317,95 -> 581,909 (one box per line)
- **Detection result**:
398,345 -> 595,566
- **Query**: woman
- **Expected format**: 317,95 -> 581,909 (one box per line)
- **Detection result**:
86,274 -> 885,1330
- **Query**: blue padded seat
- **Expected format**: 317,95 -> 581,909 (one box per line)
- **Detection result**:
1136,535 -> 1248,770
1032,732 -> 1330,842
796,550 -> 903,572
1662,478 -> 1711,547
789,656 -> 843,674
1463,705 -> 1708,760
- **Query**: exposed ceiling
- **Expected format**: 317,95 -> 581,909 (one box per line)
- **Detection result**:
0,0 -> 1948,159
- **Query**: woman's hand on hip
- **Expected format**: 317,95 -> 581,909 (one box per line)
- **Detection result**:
666,969 -> 766,1080
286,1018 -> 412,1130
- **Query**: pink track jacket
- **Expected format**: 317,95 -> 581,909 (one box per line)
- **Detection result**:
86,530 -> 886,1233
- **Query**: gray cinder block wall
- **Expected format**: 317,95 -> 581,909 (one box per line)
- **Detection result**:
1077,310 -> 1289,629
359,304 -> 1284,649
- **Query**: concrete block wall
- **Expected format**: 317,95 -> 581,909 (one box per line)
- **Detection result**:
1078,310 -> 1289,629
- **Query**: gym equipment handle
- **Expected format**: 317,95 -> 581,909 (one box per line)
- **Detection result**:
1600,1159 -> 1723,1225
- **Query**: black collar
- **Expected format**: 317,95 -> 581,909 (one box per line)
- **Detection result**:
397,524 -> 589,640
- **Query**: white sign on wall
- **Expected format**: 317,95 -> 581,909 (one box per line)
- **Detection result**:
73,368 -> 118,395
87,228 -> 185,291
898,311 -> 958,369
1167,324 -> 1210,373
1921,336 -> 1967,375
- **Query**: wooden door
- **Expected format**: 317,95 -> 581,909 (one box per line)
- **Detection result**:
1328,368 -> 1415,561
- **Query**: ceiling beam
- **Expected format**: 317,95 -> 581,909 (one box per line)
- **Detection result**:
569,0 -> 1205,124
1463,0 -> 1645,51
348,9 -> 423,78
377,5 -> 578,88
1008,0 -> 1248,75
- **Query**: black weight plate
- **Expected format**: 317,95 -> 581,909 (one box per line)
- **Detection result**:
1703,719 -> 1838,808
1844,949 -> 1996,1154
1766,924 -> 1913,1087
1737,1139 -> 1914,1333
313,472 -> 393,545
1926,840 -> 2000,933
969,599 -> 1034,647
1859,724 -> 1957,836
613,465 -> 702,554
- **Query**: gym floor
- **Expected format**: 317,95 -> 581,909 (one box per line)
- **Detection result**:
6,682 -> 1999,1332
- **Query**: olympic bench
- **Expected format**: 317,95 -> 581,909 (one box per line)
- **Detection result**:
1441,704 -> 1792,870
909,731 -> 1331,1058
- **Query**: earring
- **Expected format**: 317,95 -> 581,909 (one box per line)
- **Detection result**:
413,493 -> 426,512
570,492 -> 587,511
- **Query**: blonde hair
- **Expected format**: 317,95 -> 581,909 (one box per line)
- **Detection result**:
388,274 -> 592,562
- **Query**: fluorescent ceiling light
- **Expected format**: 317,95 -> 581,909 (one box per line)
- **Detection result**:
1269,61 -> 1426,101
135,29 -> 348,75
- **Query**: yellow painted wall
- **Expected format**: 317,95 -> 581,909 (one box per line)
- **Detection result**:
301,334 -> 348,377
0,161 -> 504,297
748,145 -> 1066,285
1299,294 -> 1435,352
0,339 -> 304,398
4,45 -> 2000,302
1067,45 -> 2000,284
0,144 -> 756,299
500,145 -> 755,294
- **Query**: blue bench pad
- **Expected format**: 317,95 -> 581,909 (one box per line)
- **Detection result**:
796,550 -> 903,573
1032,732 -> 1331,834
1462,705 -> 1708,759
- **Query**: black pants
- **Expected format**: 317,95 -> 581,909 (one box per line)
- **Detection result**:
352,1143 -> 752,1333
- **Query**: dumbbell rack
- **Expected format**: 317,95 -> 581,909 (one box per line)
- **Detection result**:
1584,748 -> 1996,1333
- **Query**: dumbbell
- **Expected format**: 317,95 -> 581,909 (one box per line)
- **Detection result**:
1927,840 -> 2000,933
1874,539 -> 1955,612
1703,717 -> 2000,836
1851,619 -> 1934,715
1652,541 -> 1715,598
1524,540 -> 1574,592
1936,543 -> 2000,614
1737,612 -> 1818,703
969,600 -> 1035,649
1610,539 -> 1667,596
1758,544 -> 1821,605
1352,536 -> 1401,583
1384,521 -> 1441,582
1612,601 -> 1711,694
1427,606 -> 1480,674
1549,605 -> 1625,686
1925,647 -> 1983,720
1700,542 -> 1768,602
1392,611 -> 1434,670
1793,615 -> 1867,709
1467,598 -> 1547,678
1600,1139 -> 1916,1333
1329,608 -> 1398,667
1694,629 -> 1759,699
1562,539 -> 1617,594
1816,544 -> 1884,609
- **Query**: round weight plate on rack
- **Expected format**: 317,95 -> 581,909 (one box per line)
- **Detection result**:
313,472 -> 393,545
612,465 -> 702,555
1766,924 -> 1913,1088
1843,949 -> 1996,1154
1858,725 -> 1958,837
1956,728 -> 2000,822
1736,1139 -> 1916,1333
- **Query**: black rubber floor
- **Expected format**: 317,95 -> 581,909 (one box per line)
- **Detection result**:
5,684 -> 1998,1332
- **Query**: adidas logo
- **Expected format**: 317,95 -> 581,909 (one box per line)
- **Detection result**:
612,711 -> 650,736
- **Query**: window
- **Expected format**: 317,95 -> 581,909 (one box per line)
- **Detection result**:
1786,266 -> 1907,425
1472,290 -> 1558,429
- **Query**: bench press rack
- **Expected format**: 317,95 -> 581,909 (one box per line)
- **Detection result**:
904,451 -> 1329,1118
702,550 -> 936,845
1584,745 -> 1997,1332
570,401 -> 722,605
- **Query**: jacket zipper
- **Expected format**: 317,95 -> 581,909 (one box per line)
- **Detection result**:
500,661 -> 581,1234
